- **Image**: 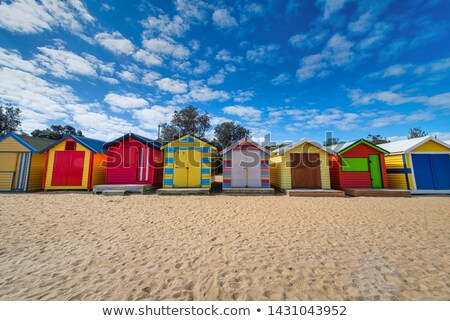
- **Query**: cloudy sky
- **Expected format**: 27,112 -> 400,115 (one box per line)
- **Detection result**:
0,0 -> 449,143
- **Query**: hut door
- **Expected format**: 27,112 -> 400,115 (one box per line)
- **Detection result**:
246,149 -> 262,187
412,154 -> 450,189
368,154 -> 383,188
290,153 -> 322,189
52,151 -> 85,186
174,149 -> 201,187
231,149 -> 246,187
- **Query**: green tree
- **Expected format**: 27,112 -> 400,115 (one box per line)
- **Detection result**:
0,101 -> 21,136
160,105 -> 211,141
31,125 -> 84,140
214,121 -> 251,150
323,137 -> 340,146
367,134 -> 390,144
408,127 -> 428,139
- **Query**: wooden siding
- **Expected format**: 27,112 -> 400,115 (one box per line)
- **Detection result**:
384,154 -> 412,189
270,142 -> 331,190
91,153 -> 107,187
0,136 -> 29,152
412,140 -> 450,153
27,153 -> 46,191
329,155 -> 341,190
44,139 -> 91,189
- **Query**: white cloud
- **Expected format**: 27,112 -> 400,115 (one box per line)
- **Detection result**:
271,72 -> 290,85
94,31 -> 135,55
155,78 -> 188,94
215,49 -> 242,63
117,70 -> 139,83
222,105 -> 262,120
211,116 -> 233,126
296,33 -> 354,81
193,60 -> 210,75
142,37 -> 190,59
141,14 -> 189,37
34,47 -> 97,79
370,110 -> 435,128
288,34 -> 307,48
100,76 -> 119,85
83,54 -> 115,75
348,12 -> 373,34
104,93 -> 149,110
317,0 -> 349,20
234,90 -> 254,103
207,69 -> 226,85
141,71 -> 161,85
357,22 -> 392,50
132,49 -> 163,66
174,0 -> 211,25
0,47 -> 44,74
188,39 -> 201,51
0,0 -> 94,35
133,105 -> 177,130
212,8 -> 238,29
246,44 -> 280,64
170,82 -> 230,104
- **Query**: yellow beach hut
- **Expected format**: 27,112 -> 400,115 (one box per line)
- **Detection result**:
379,136 -> 450,194
0,133 -> 54,192
160,135 -> 217,189
270,138 -> 335,192
41,134 -> 107,190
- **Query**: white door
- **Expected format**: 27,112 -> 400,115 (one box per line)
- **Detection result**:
231,149 -> 246,187
245,149 -> 261,187
231,149 -> 262,187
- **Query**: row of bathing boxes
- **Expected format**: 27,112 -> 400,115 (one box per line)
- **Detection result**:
0,132 -> 449,196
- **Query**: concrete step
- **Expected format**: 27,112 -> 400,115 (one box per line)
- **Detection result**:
287,189 -> 345,197
223,188 -> 275,195
344,188 -> 411,197
101,190 -> 129,196
157,188 -> 210,195
93,184 -> 154,194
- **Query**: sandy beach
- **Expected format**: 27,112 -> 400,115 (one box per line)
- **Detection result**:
0,192 -> 449,301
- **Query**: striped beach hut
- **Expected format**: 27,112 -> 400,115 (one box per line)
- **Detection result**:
161,135 -> 217,188
221,137 -> 271,190
42,135 -> 107,190
329,139 -> 389,189
379,136 -> 450,193
0,133 -> 54,192
103,133 -> 163,186
270,138 -> 333,191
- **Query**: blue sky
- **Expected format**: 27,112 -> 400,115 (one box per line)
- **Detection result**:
0,0 -> 449,144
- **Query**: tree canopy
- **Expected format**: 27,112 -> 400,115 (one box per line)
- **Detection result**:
160,105 -> 211,141
0,101 -> 21,136
31,125 -> 84,140
214,121 -> 251,150
367,134 -> 390,144
408,127 -> 428,139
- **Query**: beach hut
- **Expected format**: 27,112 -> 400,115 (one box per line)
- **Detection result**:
329,139 -> 389,189
160,135 -> 217,190
41,135 -> 107,190
379,136 -> 450,193
0,133 -> 54,192
220,137 -> 273,193
102,133 -> 163,186
270,138 -> 335,193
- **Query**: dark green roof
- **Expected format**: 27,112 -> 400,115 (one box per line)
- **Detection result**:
17,135 -> 55,152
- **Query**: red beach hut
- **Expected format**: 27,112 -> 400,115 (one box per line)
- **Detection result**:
103,133 -> 163,186
329,139 -> 389,190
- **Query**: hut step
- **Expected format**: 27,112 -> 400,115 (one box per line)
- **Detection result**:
101,190 -> 129,196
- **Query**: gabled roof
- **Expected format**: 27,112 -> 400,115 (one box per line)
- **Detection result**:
103,132 -> 161,149
0,133 -> 55,153
220,137 -> 270,155
161,134 -> 217,151
41,134 -> 106,153
378,136 -> 450,154
271,138 -> 335,156
331,139 -> 389,155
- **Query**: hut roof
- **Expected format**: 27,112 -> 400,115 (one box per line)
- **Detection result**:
271,138 -> 335,156
220,137 -> 269,155
41,134 -> 106,153
103,132 -> 161,149
330,139 -> 389,155
378,136 -> 450,154
0,133 -> 55,152
161,134 -> 217,152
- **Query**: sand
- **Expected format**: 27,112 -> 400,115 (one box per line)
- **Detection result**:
0,192 -> 449,301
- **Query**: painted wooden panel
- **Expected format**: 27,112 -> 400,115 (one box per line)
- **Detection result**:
91,153 -> 107,187
0,137 -> 28,152
341,158 -> 369,172
412,140 -> 450,153
27,153 -> 46,191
